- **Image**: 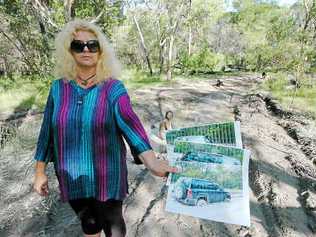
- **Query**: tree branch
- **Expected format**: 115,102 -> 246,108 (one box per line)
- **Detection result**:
90,10 -> 105,24
0,27 -> 38,72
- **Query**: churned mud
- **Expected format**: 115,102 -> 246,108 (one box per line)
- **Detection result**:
0,74 -> 315,237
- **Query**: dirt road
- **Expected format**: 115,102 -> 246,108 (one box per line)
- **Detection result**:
0,74 -> 315,237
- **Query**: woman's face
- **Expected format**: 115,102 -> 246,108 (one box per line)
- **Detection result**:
71,30 -> 100,68
166,112 -> 173,120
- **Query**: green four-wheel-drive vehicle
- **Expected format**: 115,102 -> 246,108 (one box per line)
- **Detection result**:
180,151 -> 224,164
173,177 -> 231,206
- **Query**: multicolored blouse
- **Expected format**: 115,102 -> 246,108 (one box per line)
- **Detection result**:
33,77 -> 153,202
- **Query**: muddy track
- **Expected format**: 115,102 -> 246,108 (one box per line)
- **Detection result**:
239,92 -> 315,237
0,75 -> 315,237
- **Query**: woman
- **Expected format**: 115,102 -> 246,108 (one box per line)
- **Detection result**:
32,19 -> 177,237
158,111 -> 174,141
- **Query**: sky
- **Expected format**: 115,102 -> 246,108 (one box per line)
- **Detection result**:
225,0 -> 298,12
277,0 -> 297,6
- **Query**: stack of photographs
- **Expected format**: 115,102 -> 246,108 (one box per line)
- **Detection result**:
165,121 -> 251,226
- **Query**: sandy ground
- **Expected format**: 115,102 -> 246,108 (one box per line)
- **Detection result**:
0,73 -> 315,237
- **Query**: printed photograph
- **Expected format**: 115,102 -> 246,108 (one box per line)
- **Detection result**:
166,121 -> 242,148
165,142 -> 250,226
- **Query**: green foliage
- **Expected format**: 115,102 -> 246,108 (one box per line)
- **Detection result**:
0,74 -> 54,114
0,0 -> 315,90
266,15 -> 296,43
129,68 -> 162,83
120,68 -> 167,91
0,0 -> 125,78
225,1 -> 316,74
72,0 -> 125,37
174,141 -> 244,163
261,72 -> 316,117
179,48 -> 224,73
50,0 -> 67,26
171,161 -> 242,190
245,43 -> 297,71
0,1 -> 53,75
15,95 -> 36,111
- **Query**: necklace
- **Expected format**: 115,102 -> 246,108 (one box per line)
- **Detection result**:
73,81 -> 96,105
74,74 -> 97,105
77,73 -> 96,86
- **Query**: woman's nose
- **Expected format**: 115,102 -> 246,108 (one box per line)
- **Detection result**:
83,46 -> 89,52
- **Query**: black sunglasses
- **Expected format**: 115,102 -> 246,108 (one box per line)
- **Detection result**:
70,40 -> 100,53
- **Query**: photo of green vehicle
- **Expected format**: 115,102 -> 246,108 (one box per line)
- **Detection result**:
180,151 -> 241,166
165,124 -> 250,226
180,151 -> 224,164
173,177 -> 231,206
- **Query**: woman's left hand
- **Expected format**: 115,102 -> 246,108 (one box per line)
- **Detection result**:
139,150 -> 178,177
148,158 -> 178,177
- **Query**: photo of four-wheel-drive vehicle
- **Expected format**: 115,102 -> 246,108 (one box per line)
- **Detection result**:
170,150 -> 242,207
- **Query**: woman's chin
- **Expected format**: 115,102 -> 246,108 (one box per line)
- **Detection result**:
78,61 -> 97,68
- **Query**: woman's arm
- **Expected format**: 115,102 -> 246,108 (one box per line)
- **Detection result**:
33,82 -> 55,165
33,161 -> 49,196
33,82 -> 55,196
114,90 -> 152,164
35,161 -> 47,174
113,80 -> 177,176
158,121 -> 165,139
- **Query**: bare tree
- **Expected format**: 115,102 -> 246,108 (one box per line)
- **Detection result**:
124,0 -> 153,75
187,0 -> 192,56
0,27 -> 39,73
133,14 -> 153,75
153,1 -> 167,74
64,0 -> 75,22
165,1 -> 187,80
31,0 -> 59,29
303,0 -> 316,30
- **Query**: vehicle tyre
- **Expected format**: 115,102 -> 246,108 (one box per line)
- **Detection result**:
175,185 -> 185,199
197,198 -> 208,207
225,195 -> 231,202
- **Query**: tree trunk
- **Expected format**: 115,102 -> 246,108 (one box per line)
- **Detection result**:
159,38 -> 166,74
159,44 -> 165,74
0,28 -> 38,73
133,15 -> 153,75
188,0 -> 192,56
166,35 -> 174,81
188,25 -> 192,56
165,2 -> 186,80
64,0 -> 75,22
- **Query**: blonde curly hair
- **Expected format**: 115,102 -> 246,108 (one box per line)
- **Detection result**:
53,18 -> 121,83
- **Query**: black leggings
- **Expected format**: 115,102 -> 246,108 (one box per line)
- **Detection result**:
68,197 -> 126,236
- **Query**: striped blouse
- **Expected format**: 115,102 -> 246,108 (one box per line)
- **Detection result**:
33,77 -> 153,202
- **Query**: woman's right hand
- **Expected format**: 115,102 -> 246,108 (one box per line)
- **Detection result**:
33,172 -> 49,197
